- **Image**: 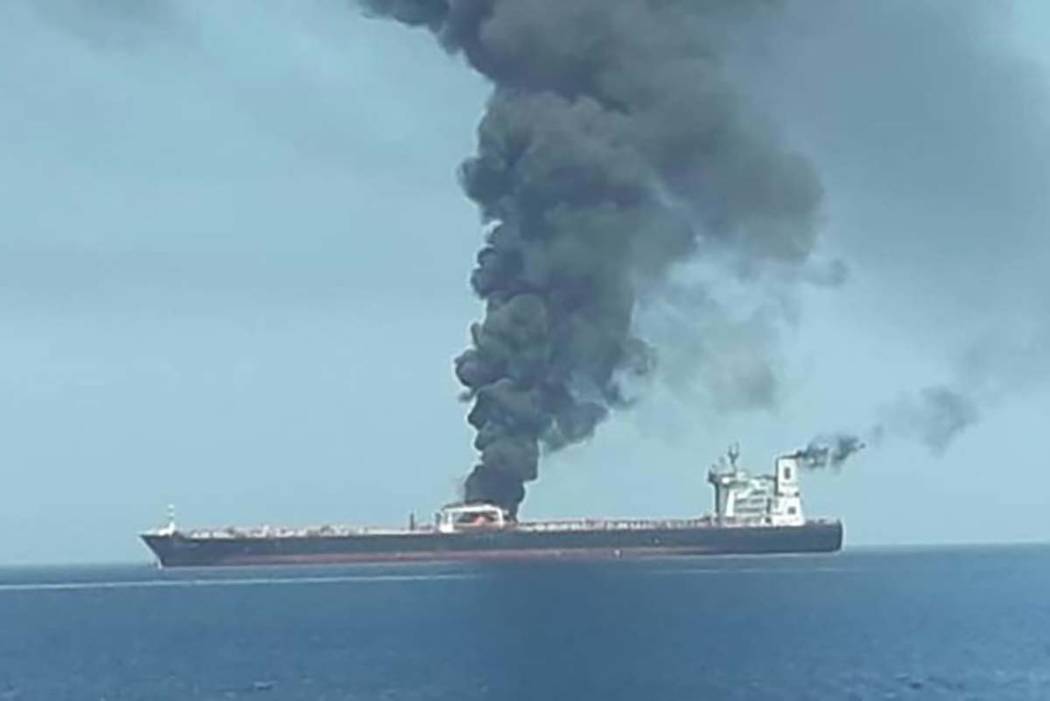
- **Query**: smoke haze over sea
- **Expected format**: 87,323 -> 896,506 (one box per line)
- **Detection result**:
0,0 -> 1049,562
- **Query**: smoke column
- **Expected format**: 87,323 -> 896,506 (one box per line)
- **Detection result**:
362,0 -> 823,515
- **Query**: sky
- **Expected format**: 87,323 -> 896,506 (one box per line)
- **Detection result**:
1,0 -> 1048,564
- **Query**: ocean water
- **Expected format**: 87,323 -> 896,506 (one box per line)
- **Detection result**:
0,546 -> 1048,700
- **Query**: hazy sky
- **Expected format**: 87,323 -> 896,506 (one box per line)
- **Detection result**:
2,0 -> 1048,564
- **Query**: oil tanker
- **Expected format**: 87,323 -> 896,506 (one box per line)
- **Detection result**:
140,446 -> 843,568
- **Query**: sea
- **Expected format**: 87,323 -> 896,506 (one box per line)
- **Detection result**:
0,546 -> 1048,701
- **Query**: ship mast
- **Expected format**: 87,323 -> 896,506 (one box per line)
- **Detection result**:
160,504 -> 177,536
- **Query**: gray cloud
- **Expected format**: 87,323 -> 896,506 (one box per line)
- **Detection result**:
721,1 -> 1050,456
882,324 -> 1050,453
883,386 -> 981,456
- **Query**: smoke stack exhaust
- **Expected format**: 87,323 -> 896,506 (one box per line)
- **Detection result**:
796,434 -> 866,471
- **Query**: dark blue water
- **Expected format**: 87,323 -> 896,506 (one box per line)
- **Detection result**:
1,546 -> 1048,700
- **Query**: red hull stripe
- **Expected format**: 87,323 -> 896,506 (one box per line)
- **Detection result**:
155,545 -> 843,568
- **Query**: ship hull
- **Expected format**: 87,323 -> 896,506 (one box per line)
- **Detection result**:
141,521 -> 843,568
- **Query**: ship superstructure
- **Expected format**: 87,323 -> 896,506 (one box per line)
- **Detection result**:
141,446 -> 842,568
707,444 -> 804,526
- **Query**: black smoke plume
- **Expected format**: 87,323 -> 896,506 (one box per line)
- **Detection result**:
363,0 -> 823,515
796,434 -> 866,470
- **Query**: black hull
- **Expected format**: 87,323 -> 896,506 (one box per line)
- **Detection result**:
141,522 -> 843,568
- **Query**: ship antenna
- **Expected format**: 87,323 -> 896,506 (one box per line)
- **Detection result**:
727,443 -> 740,469
166,504 -> 176,534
